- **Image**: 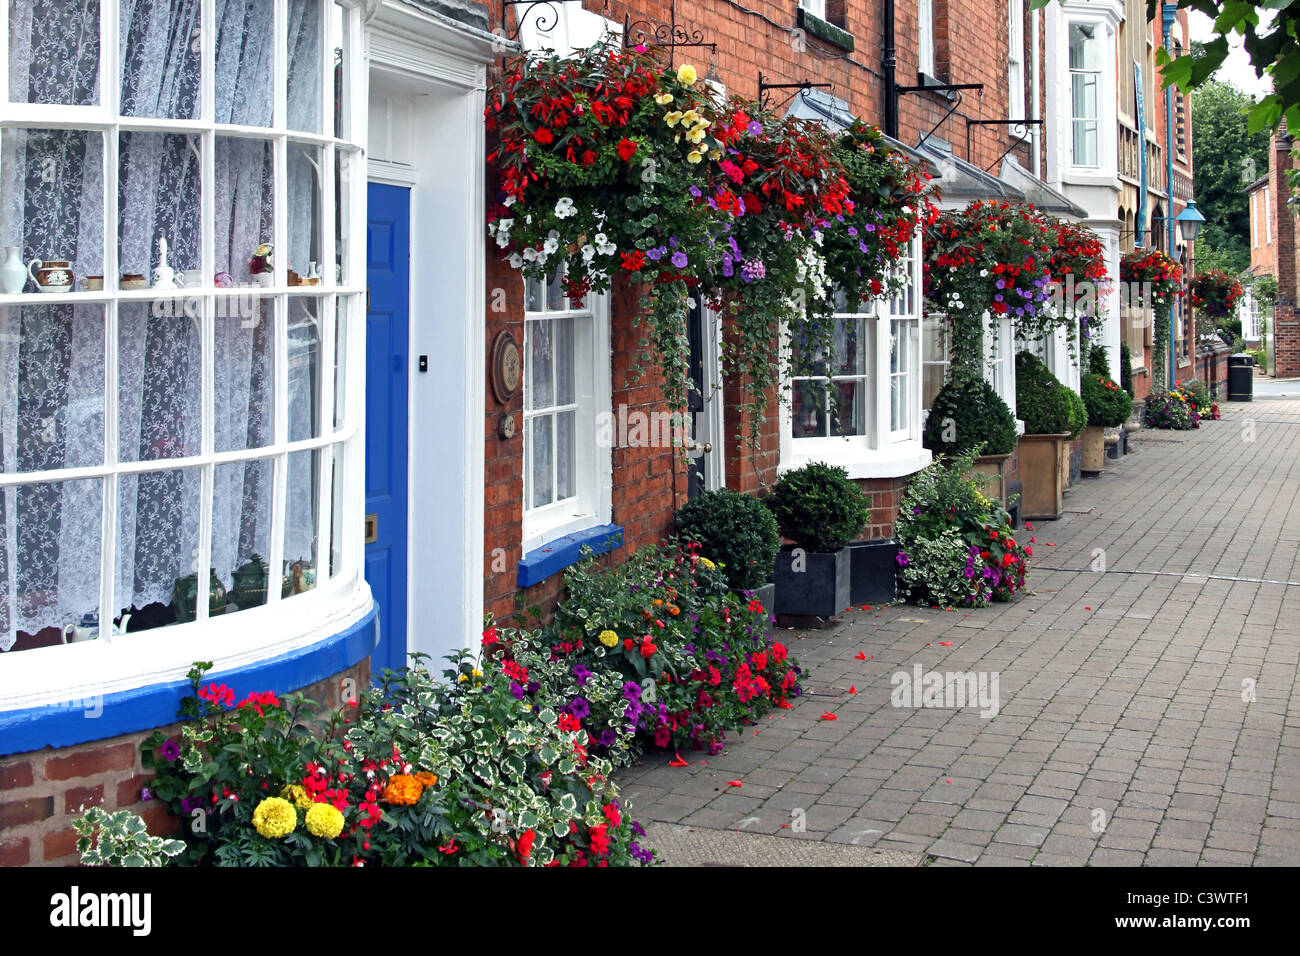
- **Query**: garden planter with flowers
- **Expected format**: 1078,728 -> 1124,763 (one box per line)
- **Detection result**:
765,462 -> 871,621
922,375 -> 1018,508
1014,351 -> 1080,519
1080,346 -> 1133,472
1120,249 -> 1182,393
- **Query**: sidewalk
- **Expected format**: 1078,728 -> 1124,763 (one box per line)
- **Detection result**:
616,398 -> 1300,866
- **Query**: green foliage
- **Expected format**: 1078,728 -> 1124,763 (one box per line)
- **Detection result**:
1064,386 -> 1088,440
674,488 -> 779,591
1190,79 -> 1270,267
1120,342 -> 1135,398
73,806 -> 186,867
1144,389 -> 1201,430
1250,346 -> 1268,367
1082,373 -> 1134,428
895,447 -> 1030,607
765,461 -> 871,553
1015,350 -> 1074,435
1088,343 -> 1110,377
922,375 -> 1018,456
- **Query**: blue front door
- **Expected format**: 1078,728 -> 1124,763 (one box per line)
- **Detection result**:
365,182 -> 410,676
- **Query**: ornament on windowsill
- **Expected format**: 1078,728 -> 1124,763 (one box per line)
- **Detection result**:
249,243 -> 274,287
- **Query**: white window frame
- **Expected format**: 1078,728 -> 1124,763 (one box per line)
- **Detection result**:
0,0 -> 371,709
1265,185 -> 1272,244
800,0 -> 829,20
1069,20 -> 1102,169
521,275 -> 611,555
780,232 -> 930,479
1008,0 -> 1026,125
919,0 -> 936,78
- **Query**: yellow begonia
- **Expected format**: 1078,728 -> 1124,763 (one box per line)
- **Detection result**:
687,151 -> 703,164
677,64 -> 698,86
686,127 -> 707,145
654,93 -> 674,105
681,110 -> 700,126
305,802 -> 345,839
252,797 -> 297,839
664,111 -> 683,128
598,629 -> 619,648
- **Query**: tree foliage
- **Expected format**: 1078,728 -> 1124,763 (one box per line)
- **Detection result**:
1191,80 -> 1270,274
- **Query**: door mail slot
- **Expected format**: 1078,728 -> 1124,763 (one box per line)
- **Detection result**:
365,513 -> 378,544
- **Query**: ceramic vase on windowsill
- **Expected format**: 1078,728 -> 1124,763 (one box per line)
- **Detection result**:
1,246 -> 26,294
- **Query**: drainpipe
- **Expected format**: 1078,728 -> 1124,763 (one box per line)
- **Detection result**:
1162,1 -> 1177,390
1031,4 -> 1041,178
884,0 -> 898,138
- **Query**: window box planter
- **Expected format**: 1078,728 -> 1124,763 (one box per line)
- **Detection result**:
1017,433 -> 1067,520
773,545 -> 851,620
848,539 -> 898,605
1080,425 -> 1106,473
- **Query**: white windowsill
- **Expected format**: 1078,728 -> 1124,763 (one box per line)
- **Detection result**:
780,440 -> 933,479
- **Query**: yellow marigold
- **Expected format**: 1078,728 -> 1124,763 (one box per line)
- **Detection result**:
598,629 -> 619,648
676,64 -> 698,86
697,557 -> 716,570
305,802 -> 345,839
414,771 -> 438,787
282,784 -> 313,810
382,774 -> 424,806
252,797 -> 297,839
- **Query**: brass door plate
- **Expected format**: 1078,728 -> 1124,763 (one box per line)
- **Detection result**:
365,513 -> 378,544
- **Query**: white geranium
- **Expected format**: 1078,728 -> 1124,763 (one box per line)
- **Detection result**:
554,197 -> 576,219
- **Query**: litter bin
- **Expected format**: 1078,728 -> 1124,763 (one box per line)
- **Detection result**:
1228,353 -> 1254,402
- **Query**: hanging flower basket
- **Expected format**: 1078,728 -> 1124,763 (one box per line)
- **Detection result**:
1121,248 -> 1182,392
1190,269 -> 1244,322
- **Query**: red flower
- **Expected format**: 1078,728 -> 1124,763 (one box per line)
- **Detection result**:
589,823 -> 610,856
620,249 -> 646,272
640,641 -> 657,658
533,127 -> 553,145
617,137 -> 637,161
516,829 -> 537,864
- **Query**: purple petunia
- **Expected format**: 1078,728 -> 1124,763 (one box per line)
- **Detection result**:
621,680 -> 642,700
510,681 -> 524,700
671,250 -> 689,269
896,551 -> 911,568
747,120 -> 762,135
159,739 -> 181,761
573,664 -> 592,687
567,696 -> 591,720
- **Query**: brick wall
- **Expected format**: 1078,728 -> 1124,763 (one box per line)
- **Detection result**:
1268,128 -> 1300,377
0,661 -> 367,867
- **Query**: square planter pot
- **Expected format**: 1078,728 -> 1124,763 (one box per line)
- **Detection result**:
848,539 -> 898,605
1058,439 -> 1070,493
773,545 -> 851,619
1017,433 -> 1066,520
1081,425 -> 1106,473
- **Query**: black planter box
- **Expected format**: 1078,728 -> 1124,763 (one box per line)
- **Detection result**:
847,539 -> 898,605
1004,478 -> 1023,528
773,546 -> 851,619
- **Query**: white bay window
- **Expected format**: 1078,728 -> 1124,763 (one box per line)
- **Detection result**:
0,0 -> 366,685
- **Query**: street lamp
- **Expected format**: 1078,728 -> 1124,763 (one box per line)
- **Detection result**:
1174,200 -> 1206,243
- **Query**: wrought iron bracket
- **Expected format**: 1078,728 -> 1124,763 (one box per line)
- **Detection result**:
622,0 -> 716,68
965,118 -> 1044,170
758,72 -> 832,111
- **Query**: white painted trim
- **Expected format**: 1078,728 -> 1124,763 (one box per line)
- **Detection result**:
367,157 -> 419,185
702,306 -> 726,492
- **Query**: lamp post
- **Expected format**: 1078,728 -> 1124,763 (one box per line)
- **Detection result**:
1162,0 -> 1178,390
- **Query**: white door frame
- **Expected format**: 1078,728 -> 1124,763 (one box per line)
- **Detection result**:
365,1 -> 494,656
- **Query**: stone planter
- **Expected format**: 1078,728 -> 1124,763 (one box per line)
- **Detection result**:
1017,433 -> 1067,520
848,539 -> 898,605
968,452 -> 1012,507
1105,426 -> 1123,460
773,545 -> 851,620
1081,425 -> 1106,473
1058,439 -> 1070,493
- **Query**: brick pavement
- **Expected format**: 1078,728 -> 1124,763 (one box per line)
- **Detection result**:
616,397 -> 1300,866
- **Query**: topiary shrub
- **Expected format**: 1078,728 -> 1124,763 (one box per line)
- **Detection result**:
1082,373 -> 1133,427
674,488 -> 780,591
922,376 -> 1017,456
765,462 -> 871,553
1088,343 -> 1110,377
1120,342 -> 1134,397
1064,386 -> 1087,439
1015,350 -> 1073,435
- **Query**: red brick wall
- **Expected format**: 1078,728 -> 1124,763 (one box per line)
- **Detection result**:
0,661 -> 367,867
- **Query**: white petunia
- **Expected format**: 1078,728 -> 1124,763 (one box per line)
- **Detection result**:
581,244 -> 596,263
594,232 -> 616,256
554,197 -> 576,219
508,253 -> 523,269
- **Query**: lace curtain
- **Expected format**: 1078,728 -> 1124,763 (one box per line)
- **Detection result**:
1,0 -> 322,649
